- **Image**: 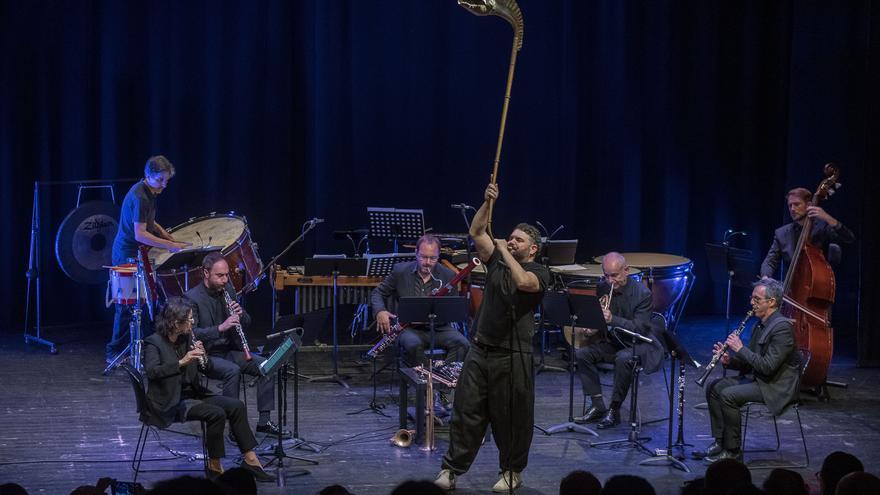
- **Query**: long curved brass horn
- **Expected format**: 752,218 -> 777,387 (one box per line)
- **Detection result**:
457,0 -> 524,239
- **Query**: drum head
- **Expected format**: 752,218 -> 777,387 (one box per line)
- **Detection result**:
152,214 -> 247,269
556,263 -> 641,287
55,201 -> 119,284
594,252 -> 691,269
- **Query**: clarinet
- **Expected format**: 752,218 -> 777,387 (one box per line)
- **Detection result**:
694,310 -> 754,387
189,333 -> 208,370
223,289 -> 252,361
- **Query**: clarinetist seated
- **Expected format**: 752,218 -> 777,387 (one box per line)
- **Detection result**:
701,279 -> 800,463
573,252 -> 664,429
186,252 -> 289,438
143,298 -> 274,481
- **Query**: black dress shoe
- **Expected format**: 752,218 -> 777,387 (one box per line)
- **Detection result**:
692,440 -> 723,460
704,449 -> 743,464
596,408 -> 620,429
256,421 -> 291,439
574,406 -> 607,424
239,461 -> 276,482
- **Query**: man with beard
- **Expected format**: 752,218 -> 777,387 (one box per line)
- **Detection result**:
186,252 -> 289,438
107,155 -> 189,364
760,187 -> 854,279
435,182 -> 550,492
371,234 -> 470,367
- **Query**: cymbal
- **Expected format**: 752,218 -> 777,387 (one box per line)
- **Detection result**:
55,201 -> 119,284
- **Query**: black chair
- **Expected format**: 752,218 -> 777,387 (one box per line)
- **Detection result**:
120,363 -> 208,482
740,348 -> 811,468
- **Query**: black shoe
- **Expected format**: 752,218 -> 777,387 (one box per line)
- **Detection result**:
692,440 -> 722,460
239,461 -> 276,482
704,449 -> 743,464
596,408 -> 620,429
256,421 -> 291,439
574,406 -> 607,424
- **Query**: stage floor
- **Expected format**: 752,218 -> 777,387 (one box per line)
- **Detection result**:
1,316 -> 877,494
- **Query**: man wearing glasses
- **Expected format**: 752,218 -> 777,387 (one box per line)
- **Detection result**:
371,234 -> 470,367
573,251 -> 664,429
702,279 -> 800,462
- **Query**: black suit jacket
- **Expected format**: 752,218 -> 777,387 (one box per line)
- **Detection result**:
597,280 -> 664,374
760,219 -> 855,277
370,260 -> 457,320
186,282 -> 252,355
730,310 -> 800,415
142,333 -> 215,428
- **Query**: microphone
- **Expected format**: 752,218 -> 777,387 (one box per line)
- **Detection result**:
450,203 -> 474,210
195,231 -> 205,247
266,327 -> 304,340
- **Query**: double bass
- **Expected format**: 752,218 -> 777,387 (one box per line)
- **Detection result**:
781,163 -> 842,388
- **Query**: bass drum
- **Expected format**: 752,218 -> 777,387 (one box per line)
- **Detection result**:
595,252 -> 694,331
150,213 -> 263,297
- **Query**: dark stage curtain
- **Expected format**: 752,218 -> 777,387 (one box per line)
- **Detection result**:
1,1 -> 877,362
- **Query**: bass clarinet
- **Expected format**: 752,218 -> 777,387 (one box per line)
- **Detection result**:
694,310 -> 753,387
224,289 -> 252,361
366,257 -> 482,358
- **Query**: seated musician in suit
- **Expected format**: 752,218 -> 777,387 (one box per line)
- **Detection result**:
760,187 -> 854,278
702,279 -> 801,462
142,297 -> 274,481
370,234 -> 469,367
186,252 -> 288,438
574,252 -> 664,428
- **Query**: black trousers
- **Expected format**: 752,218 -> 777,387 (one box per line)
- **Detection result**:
442,343 -> 534,475
398,326 -> 470,367
575,340 -> 641,405
207,350 -> 275,414
185,395 -> 257,458
706,376 -> 763,451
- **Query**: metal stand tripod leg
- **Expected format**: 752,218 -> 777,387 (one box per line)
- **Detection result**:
261,361 -> 316,484
639,354 -> 690,472
23,183 -> 56,354
309,271 -> 351,388
590,350 -> 652,454
545,318 -> 598,437
347,355 -> 390,417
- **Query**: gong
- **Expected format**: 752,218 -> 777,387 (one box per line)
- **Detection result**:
55,201 -> 119,284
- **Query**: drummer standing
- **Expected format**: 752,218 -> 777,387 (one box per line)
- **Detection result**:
106,156 -> 188,364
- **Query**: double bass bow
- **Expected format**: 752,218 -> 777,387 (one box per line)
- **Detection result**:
782,163 -> 842,388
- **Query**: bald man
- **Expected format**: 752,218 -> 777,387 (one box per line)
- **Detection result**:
573,252 -> 664,428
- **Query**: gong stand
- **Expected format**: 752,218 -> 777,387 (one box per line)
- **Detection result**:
24,178 -> 138,354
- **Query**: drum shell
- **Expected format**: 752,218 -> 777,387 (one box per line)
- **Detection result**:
108,264 -> 145,305
150,214 -> 263,297
594,253 -> 692,316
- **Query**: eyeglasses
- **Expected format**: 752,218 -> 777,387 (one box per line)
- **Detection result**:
417,254 -> 439,262
750,296 -> 771,303
182,316 -> 195,324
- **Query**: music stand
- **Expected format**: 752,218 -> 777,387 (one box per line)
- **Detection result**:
639,328 -> 700,473
397,296 -> 469,451
257,333 -> 316,482
365,253 -> 417,277
542,291 -> 605,436
305,257 -> 368,388
705,243 -> 754,332
367,207 -> 424,253
544,239 -> 578,265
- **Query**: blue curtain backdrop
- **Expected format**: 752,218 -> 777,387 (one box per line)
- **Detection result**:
1,1 -> 877,359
